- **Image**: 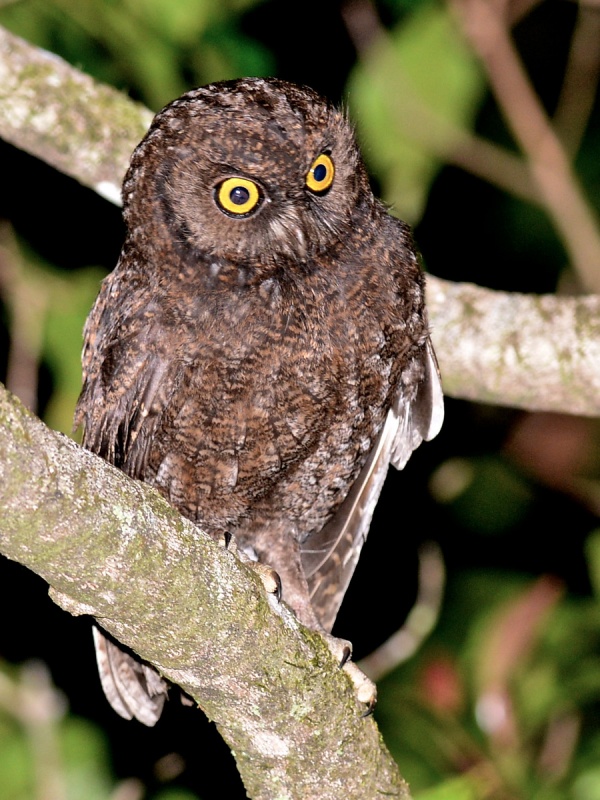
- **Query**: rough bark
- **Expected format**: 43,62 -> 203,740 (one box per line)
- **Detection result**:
427,279 -> 600,417
0,25 -> 152,205
0,382 -> 409,800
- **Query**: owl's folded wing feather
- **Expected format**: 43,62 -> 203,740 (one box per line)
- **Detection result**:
76,331 -> 178,725
75,331 -> 175,477
93,626 -> 167,726
391,338 -> 444,469
302,338 -> 444,632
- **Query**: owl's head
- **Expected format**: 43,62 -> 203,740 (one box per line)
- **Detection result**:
122,78 -> 373,272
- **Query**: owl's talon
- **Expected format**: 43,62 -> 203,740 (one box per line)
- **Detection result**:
339,645 -> 352,669
361,697 -> 376,718
343,660 -> 378,710
220,534 -> 280,598
250,562 -> 282,599
218,531 -> 234,549
268,569 -> 282,601
319,633 -> 376,712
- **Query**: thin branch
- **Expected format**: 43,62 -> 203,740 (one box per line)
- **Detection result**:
359,542 -> 445,682
553,3 -> 600,157
0,383 -> 408,800
450,0 -> 600,292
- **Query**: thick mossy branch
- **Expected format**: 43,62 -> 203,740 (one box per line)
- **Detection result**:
1,25 -> 599,417
0,383 -> 409,800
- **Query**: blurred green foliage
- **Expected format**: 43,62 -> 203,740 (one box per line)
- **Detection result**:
377,551 -> 600,799
1,1 -> 599,799
349,1 -> 484,222
0,0 -> 273,109
0,662 -> 116,800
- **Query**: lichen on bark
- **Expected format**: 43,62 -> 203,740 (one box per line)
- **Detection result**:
0,383 -> 410,800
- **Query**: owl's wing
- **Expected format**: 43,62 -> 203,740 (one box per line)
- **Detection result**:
76,343 -> 173,477
93,626 -> 167,726
391,338 -> 444,469
76,333 -> 180,726
302,338 -> 444,632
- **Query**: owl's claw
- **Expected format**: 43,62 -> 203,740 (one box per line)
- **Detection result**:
222,531 -> 233,550
361,697 -> 377,718
320,633 -> 377,712
273,572 -> 282,601
253,563 -> 282,600
218,532 -> 282,599
343,659 -> 378,709
339,644 -> 352,668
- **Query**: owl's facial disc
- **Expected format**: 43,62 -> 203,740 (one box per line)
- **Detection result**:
125,78 -> 374,267
215,177 -> 263,217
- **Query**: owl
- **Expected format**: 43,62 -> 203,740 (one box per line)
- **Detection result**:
75,77 -> 444,725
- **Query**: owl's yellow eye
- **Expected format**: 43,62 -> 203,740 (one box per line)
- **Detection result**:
306,153 -> 334,193
216,177 -> 261,216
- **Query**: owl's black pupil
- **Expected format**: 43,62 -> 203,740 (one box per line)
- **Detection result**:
230,186 -> 250,205
313,164 -> 327,182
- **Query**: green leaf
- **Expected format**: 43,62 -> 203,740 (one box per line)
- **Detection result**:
572,765 -> 600,800
0,720 -> 31,799
154,789 -> 203,800
121,0 -> 213,45
62,717 -> 114,800
348,1 -> 484,223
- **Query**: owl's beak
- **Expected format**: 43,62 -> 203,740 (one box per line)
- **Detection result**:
268,205 -> 308,261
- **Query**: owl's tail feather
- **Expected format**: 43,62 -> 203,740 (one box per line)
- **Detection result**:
92,625 -> 167,726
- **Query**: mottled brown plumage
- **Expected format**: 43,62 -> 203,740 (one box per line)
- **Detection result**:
76,78 -> 443,725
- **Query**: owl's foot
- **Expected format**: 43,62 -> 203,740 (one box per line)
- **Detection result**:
219,531 -> 282,600
344,660 -> 377,714
249,562 -> 282,599
218,532 -> 375,710
320,632 -> 377,712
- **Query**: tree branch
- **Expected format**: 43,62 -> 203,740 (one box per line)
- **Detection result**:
427,278 -> 600,417
0,382 -> 409,799
0,25 -> 152,205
